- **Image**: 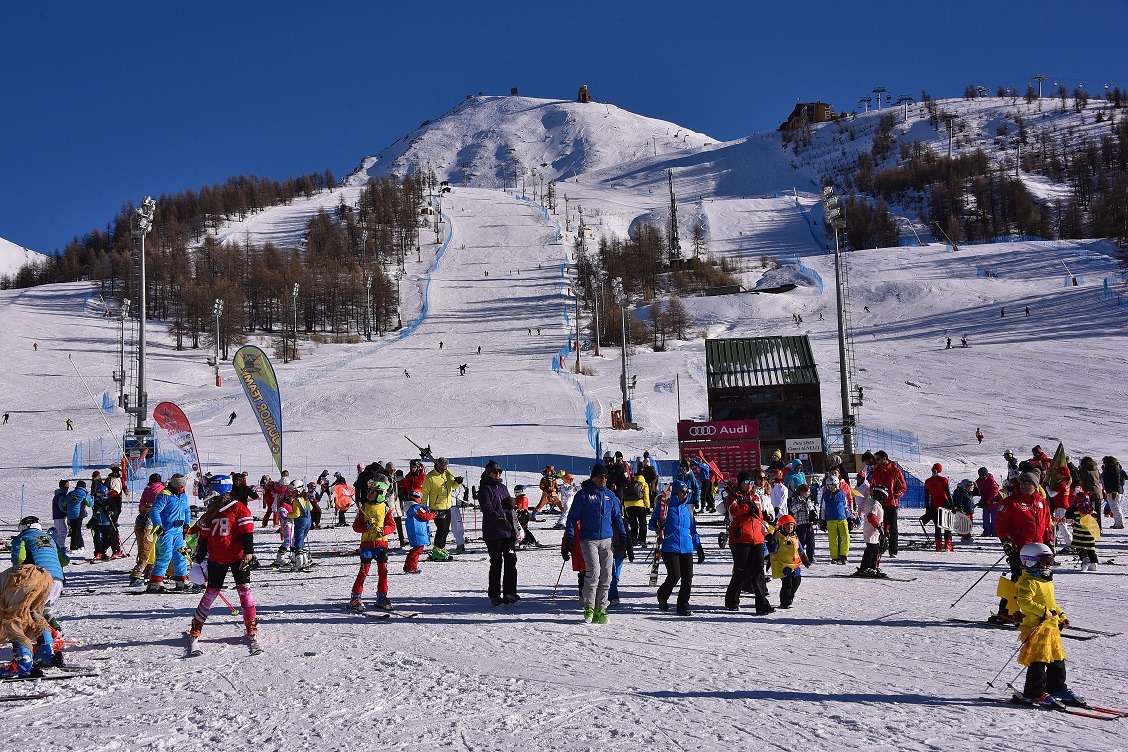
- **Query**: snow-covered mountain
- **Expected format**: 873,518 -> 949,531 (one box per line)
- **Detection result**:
356,94 -> 716,186
0,235 -> 47,277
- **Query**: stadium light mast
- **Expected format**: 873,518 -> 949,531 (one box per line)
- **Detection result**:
133,196 -> 156,433
822,186 -> 854,457
292,283 -> 300,360
1032,74 -> 1047,99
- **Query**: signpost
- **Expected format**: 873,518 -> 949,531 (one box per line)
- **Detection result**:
785,437 -> 823,454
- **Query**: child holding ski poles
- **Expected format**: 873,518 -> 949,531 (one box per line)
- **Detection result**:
1012,543 -> 1080,707
349,475 -> 396,612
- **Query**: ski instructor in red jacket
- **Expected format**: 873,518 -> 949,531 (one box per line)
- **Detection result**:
869,451 -> 907,557
992,472 -> 1052,623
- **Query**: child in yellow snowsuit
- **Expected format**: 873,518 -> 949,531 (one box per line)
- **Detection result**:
769,515 -> 809,609
1014,542 -> 1081,706
348,476 -> 396,612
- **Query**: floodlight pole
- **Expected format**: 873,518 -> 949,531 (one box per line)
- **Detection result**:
823,188 -> 854,456
134,197 -> 156,433
613,278 -> 632,425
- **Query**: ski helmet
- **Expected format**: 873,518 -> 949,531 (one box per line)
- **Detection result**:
209,474 -> 234,497
776,514 -> 796,529
672,480 -> 688,495
513,485 -> 526,496
870,485 -> 890,503
822,474 -> 837,489
1019,543 -> 1054,575
931,463 -> 943,474
18,516 -> 39,531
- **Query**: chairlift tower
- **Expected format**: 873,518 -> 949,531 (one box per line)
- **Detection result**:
667,170 -> 681,260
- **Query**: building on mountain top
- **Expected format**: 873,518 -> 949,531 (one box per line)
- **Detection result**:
577,84 -> 592,103
779,102 -> 834,130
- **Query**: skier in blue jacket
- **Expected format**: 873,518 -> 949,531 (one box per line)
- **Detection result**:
5,516 -> 66,675
673,460 -> 701,510
147,474 -> 194,592
564,463 -> 627,624
65,481 -> 92,551
649,480 -> 703,616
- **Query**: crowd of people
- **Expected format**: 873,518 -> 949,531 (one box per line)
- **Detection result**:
2,442 -> 1124,708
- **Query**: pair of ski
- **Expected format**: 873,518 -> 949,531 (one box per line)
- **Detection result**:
948,618 -> 1104,641
979,691 -> 1127,721
2,666 -> 101,702
351,605 -> 419,620
648,494 -> 669,587
837,573 -> 918,582
184,633 -> 262,658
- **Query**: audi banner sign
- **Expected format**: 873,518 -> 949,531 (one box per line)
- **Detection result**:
677,419 -> 761,478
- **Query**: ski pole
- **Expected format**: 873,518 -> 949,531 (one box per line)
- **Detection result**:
950,552 -> 1007,608
217,591 -> 241,616
987,619 -> 1040,689
552,559 -> 567,599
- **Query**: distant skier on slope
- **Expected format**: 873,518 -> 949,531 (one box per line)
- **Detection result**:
458,363 -> 467,376
226,412 -> 237,426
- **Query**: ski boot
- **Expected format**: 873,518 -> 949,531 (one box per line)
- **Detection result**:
946,540 -> 954,553
1052,688 -> 1088,708
145,580 -> 167,594
245,619 -> 262,655
674,608 -> 691,618
375,593 -> 392,611
272,546 -> 291,569
128,576 -> 145,588
0,659 -> 42,679
592,609 -> 609,624
301,549 -> 313,572
429,548 -> 451,562
455,544 -> 466,555
348,598 -> 366,613
173,578 -> 202,593
582,606 -> 594,623
111,550 -> 127,559
489,596 -> 503,607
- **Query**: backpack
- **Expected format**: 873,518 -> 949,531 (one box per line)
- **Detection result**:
624,481 -> 642,503
539,476 -> 553,493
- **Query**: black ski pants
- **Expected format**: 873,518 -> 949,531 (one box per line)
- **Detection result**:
779,572 -> 802,607
516,509 -> 539,546
433,509 -> 452,550
860,542 -> 881,571
796,523 -> 815,562
486,539 -> 518,599
725,543 -> 768,610
625,507 -> 648,546
657,552 -> 694,612
883,503 -> 899,555
1023,660 -> 1067,698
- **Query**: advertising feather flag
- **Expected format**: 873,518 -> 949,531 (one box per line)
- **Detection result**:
152,401 -> 202,471
232,345 -> 283,475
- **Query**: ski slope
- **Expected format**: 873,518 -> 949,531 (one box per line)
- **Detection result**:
2,92 -> 1128,752
0,235 -> 46,278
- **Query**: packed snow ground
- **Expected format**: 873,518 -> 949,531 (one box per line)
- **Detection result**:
3,92 -> 1128,751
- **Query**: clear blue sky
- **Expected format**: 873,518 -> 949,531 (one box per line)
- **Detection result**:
3,0 -> 1124,251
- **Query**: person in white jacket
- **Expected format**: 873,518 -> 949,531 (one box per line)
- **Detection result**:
770,480 -> 788,518
554,473 -> 579,529
856,484 -> 886,577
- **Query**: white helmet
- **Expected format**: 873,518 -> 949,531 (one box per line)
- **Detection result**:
1019,543 -> 1054,574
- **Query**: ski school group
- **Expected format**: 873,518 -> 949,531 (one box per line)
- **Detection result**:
2,440 -> 1126,717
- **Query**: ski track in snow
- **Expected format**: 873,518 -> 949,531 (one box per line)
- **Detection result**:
2,96 -> 1128,751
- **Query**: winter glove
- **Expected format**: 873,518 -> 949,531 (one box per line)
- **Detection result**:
818,521 -> 827,532
866,513 -> 880,528
696,544 -> 706,564
153,525 -> 164,537
453,476 -> 464,485
561,536 -> 572,561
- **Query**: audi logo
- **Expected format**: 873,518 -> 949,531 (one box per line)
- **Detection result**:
688,426 -> 717,436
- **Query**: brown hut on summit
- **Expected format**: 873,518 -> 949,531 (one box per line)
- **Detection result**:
577,84 -> 592,103
779,102 -> 834,130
